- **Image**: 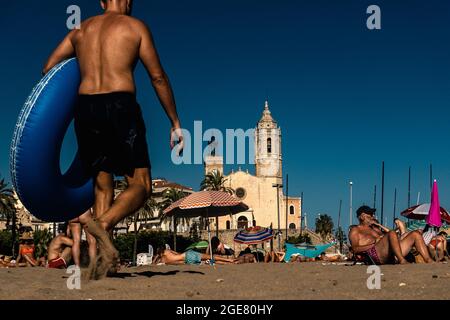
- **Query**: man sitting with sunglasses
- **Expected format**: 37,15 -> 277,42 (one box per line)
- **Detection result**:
349,206 -> 432,264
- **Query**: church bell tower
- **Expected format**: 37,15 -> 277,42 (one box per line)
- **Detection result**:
255,101 -> 282,180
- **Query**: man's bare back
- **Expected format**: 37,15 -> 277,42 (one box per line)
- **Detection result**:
44,12 -> 161,95
73,14 -> 140,94
47,235 -> 73,262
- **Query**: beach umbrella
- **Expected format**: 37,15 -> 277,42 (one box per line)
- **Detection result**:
234,226 -> 274,245
426,180 -> 443,228
401,204 -> 450,224
163,190 -> 249,263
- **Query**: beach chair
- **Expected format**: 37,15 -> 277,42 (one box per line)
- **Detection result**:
136,245 -> 154,266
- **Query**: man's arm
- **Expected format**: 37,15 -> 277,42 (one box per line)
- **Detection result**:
137,21 -> 183,151
42,31 -> 76,75
371,221 -> 390,233
60,236 -> 74,247
349,229 -> 380,253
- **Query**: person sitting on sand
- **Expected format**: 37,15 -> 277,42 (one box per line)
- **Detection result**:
264,249 -> 285,263
428,231 -> 448,262
46,225 -> 74,269
394,218 -> 409,240
15,232 -> 43,267
349,205 -> 433,264
153,248 -> 236,265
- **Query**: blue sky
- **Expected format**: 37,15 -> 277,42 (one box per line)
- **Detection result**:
1,0 -> 449,231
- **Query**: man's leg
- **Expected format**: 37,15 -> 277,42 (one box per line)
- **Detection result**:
69,222 -> 82,267
96,168 -> 151,231
85,229 -> 97,264
75,209 -> 98,265
83,172 -> 115,279
85,168 -> 151,279
93,171 -> 115,220
399,230 -> 433,263
375,231 -> 408,264
61,247 -> 73,266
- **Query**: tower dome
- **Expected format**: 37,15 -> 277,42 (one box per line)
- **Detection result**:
254,100 -> 282,179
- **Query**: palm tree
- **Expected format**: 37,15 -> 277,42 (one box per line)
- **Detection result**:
114,178 -> 128,197
315,214 -> 334,241
138,197 -> 160,228
200,170 -> 235,235
200,170 -> 234,194
161,188 -> 187,251
0,178 -> 16,229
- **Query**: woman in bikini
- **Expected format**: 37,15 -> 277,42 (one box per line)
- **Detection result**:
16,232 -> 43,267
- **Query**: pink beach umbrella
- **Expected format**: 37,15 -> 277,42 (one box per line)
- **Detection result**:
426,180 -> 442,228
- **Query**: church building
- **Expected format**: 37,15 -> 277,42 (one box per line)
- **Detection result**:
204,101 -> 302,232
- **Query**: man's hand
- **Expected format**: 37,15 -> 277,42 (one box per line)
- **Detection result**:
170,125 -> 184,156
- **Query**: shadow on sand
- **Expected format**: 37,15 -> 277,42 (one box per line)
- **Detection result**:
109,270 -> 205,279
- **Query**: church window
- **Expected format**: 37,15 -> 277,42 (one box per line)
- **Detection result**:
290,205 -> 295,215
267,138 -> 272,154
237,216 -> 248,229
236,187 -> 246,199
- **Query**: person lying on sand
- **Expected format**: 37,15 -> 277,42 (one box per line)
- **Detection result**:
349,205 -> 433,264
46,226 -> 74,269
235,253 -> 257,264
317,253 -> 345,262
0,256 -> 21,268
153,248 -> 236,265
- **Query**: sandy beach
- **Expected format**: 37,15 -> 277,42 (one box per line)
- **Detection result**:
1,262 -> 449,300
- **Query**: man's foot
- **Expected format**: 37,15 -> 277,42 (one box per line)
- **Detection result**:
85,219 -> 119,280
398,258 -> 409,264
83,255 -> 100,281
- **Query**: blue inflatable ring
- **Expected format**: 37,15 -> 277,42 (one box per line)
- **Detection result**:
10,58 -> 94,222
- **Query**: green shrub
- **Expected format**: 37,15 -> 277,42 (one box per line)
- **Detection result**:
0,231 -> 14,256
286,233 -> 312,245
33,229 -> 53,258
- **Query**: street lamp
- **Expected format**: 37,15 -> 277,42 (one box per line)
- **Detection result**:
272,182 -> 283,251
11,208 -> 17,258
349,181 -> 353,227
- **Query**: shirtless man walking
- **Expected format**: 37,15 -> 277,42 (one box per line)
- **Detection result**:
349,206 -> 432,264
43,0 -> 183,279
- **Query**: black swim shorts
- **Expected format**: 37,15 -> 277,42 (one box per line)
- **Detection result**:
74,92 -> 151,177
